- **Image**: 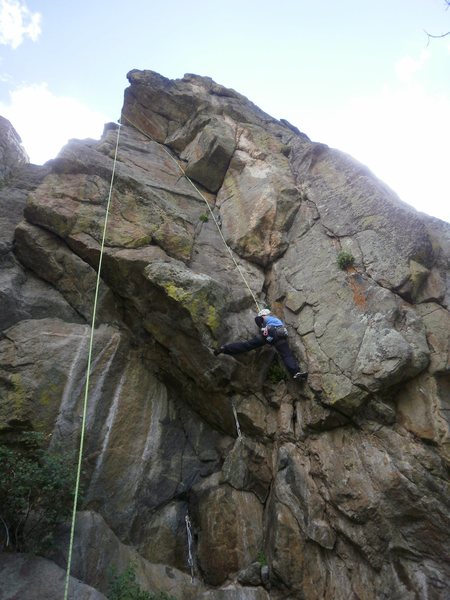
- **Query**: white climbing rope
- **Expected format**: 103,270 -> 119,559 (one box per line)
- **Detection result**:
231,399 -> 242,439
185,514 -> 195,583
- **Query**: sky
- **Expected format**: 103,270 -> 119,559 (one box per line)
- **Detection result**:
0,0 -> 449,223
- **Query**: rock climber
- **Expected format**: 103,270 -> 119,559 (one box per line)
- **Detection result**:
214,308 -> 308,380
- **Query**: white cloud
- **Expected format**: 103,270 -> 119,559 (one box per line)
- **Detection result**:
0,0 -> 41,49
394,50 -> 431,83
306,82 -> 450,223
347,88 -> 447,218
296,48 -> 450,223
0,83 -> 112,164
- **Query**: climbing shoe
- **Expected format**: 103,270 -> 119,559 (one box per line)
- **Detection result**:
214,346 -> 224,356
293,371 -> 308,380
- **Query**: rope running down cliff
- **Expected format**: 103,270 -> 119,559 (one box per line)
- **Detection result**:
120,113 -> 261,312
62,117 -> 254,595
63,122 -> 122,600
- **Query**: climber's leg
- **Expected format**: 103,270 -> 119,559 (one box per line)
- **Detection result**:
215,335 -> 265,356
274,339 -> 307,379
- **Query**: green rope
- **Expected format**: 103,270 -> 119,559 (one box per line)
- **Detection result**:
63,121 -> 122,600
62,113 -> 259,596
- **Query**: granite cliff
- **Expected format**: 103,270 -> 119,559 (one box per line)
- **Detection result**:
0,71 -> 449,600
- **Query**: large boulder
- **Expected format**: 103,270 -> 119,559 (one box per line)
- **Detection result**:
49,511 -> 205,599
0,553 -> 106,600
193,481 -> 264,585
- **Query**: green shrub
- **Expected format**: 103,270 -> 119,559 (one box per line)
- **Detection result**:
337,250 -> 355,270
257,550 -> 267,566
267,359 -> 286,384
199,213 -> 209,223
0,432 -> 79,553
109,564 -> 175,600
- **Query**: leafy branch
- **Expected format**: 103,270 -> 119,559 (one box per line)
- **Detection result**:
0,432 -> 80,553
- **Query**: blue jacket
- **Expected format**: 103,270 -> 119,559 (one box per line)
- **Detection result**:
264,315 -> 284,328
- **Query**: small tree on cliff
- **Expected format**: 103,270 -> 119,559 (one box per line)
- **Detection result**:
0,432 -> 78,553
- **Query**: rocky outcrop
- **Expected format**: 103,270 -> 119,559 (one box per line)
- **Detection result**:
0,553 -> 107,600
47,511 -> 206,599
0,125 -> 71,333
0,71 -> 449,599
0,116 -> 28,180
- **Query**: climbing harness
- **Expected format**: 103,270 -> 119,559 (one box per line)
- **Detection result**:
120,113 -> 261,312
185,514 -> 195,583
63,122 -> 122,600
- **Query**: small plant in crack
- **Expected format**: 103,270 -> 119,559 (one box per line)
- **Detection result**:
267,358 -> 286,384
199,213 -> 209,223
257,550 -> 268,566
337,250 -> 355,270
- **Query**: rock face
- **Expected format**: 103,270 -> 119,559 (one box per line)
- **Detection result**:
0,71 -> 449,599
0,116 -> 28,180
0,553 -> 107,600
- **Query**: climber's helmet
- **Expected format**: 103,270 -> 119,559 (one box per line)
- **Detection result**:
257,309 -> 271,317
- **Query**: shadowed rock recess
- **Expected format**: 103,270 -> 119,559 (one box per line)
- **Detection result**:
1,71 -> 449,599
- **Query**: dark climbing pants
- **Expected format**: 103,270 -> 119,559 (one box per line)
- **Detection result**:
272,339 -> 300,376
222,336 -> 300,376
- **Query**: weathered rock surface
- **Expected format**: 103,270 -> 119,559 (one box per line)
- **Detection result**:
0,126 -> 79,343
1,70 -> 449,600
194,482 -> 263,586
49,510 -> 206,599
0,116 -> 28,180
0,553 -> 107,600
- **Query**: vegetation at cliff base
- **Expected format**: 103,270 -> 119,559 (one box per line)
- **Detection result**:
109,563 -> 176,600
0,432 -> 78,554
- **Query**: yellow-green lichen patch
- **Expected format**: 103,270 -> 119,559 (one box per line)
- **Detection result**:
145,259 -> 226,338
407,260 -> 430,300
38,383 -> 59,407
206,305 -> 219,332
154,222 -> 193,262
160,281 -> 220,334
164,282 -> 189,304
0,373 -> 30,430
